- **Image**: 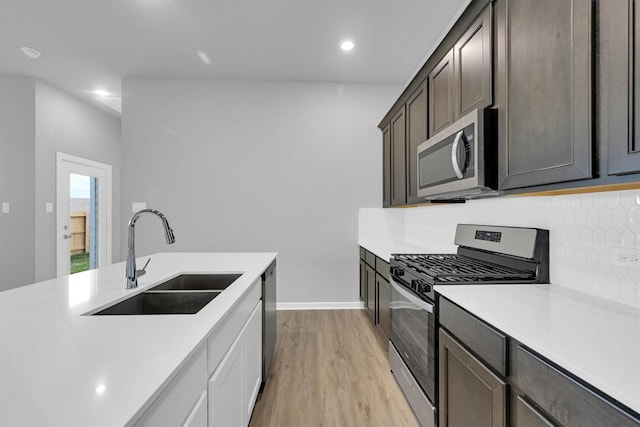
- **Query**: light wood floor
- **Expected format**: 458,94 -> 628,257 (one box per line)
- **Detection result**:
249,310 -> 420,427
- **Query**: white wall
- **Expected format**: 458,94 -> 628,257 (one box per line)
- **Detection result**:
34,81 -> 122,281
359,189 -> 640,308
122,79 -> 400,307
0,78 -> 36,290
0,77 -> 122,289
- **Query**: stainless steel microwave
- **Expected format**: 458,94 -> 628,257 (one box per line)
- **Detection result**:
417,108 -> 497,200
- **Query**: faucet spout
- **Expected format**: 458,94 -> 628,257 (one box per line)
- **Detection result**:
125,209 -> 175,289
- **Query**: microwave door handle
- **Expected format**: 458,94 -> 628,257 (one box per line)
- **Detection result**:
451,130 -> 465,179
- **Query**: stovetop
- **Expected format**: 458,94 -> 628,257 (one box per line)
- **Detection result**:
394,254 -> 535,284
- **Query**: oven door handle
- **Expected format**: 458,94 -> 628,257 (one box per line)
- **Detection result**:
391,279 -> 434,313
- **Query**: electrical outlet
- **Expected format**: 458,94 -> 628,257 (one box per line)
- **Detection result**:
610,247 -> 640,269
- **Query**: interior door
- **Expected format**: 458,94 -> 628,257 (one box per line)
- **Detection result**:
56,153 -> 112,277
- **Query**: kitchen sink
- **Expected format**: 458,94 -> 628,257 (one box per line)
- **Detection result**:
90,273 -> 242,315
92,290 -> 222,315
148,273 -> 242,291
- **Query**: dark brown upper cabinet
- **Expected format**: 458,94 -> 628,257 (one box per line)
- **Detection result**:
496,0 -> 593,190
382,123 -> 391,207
406,81 -> 428,204
391,106 -> 407,206
604,0 -> 640,176
429,50 -> 455,136
453,4 -> 493,118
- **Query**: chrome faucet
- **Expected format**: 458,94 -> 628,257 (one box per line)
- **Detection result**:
125,209 -> 176,289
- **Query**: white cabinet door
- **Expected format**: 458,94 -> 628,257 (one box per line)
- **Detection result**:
243,301 -> 262,422
183,390 -> 207,427
209,337 -> 244,427
136,348 -> 207,427
208,300 -> 263,427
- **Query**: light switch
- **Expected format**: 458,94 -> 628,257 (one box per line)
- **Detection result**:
132,202 -> 147,212
1,202 -> 10,213
45,202 -> 53,213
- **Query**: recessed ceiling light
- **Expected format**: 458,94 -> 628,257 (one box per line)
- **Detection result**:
93,89 -> 110,97
21,46 -> 41,59
340,40 -> 355,52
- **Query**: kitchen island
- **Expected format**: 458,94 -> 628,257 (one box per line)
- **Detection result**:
0,252 -> 277,426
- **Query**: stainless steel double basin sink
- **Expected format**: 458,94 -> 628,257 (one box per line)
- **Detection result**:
92,274 -> 242,315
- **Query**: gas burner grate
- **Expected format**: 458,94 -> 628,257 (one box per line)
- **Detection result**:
396,254 -> 534,283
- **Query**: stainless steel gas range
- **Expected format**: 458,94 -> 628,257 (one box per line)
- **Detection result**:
388,224 -> 550,427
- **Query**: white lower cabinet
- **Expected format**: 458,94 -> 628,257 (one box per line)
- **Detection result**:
209,300 -> 262,427
243,301 -> 262,422
133,279 -> 263,427
135,348 -> 208,427
183,390 -> 208,427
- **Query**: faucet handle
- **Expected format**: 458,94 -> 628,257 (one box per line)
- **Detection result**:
136,258 -> 151,277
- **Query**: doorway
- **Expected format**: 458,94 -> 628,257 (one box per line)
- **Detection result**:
56,153 -> 112,277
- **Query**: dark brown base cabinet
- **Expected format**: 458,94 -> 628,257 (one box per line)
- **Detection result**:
439,329 -> 507,427
438,296 -> 640,427
376,266 -> 390,339
438,297 -> 507,427
365,264 -> 376,324
510,342 -> 640,427
358,248 -> 366,302
358,247 -> 390,340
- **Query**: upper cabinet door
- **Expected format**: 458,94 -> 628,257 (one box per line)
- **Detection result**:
406,81 -> 428,204
382,123 -> 391,207
429,50 -> 455,136
605,0 -> 640,175
496,0 -> 593,190
454,4 -> 493,118
391,106 -> 407,206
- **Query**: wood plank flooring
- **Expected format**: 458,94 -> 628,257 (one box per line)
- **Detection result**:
249,310 -> 419,427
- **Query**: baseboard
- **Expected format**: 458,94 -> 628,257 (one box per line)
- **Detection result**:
276,301 -> 365,310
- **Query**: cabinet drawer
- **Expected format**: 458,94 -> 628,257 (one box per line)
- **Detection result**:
359,246 -> 365,260
438,297 -> 507,375
375,258 -> 389,278
208,279 -> 261,375
510,342 -> 640,427
365,250 -> 376,267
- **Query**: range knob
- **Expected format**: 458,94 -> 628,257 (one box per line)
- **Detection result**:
390,267 -> 404,277
414,280 -> 431,294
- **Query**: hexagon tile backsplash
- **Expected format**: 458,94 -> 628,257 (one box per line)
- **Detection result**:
359,189 -> 640,308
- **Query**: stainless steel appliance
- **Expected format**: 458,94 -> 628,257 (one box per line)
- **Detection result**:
417,108 -> 497,200
389,224 -> 549,427
261,260 -> 276,391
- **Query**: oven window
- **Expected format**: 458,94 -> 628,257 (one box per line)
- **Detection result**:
390,281 -> 436,402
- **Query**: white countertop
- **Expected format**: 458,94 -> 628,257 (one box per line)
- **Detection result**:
0,252 -> 276,427
435,284 -> 640,415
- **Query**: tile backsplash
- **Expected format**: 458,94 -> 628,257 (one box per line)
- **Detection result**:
359,189 -> 640,308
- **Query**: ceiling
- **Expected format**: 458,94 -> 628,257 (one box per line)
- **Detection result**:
0,0 -> 468,115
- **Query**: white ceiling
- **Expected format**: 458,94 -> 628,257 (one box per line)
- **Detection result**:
0,0 -> 468,115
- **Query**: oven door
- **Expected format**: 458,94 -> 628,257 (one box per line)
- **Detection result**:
390,278 -> 436,403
